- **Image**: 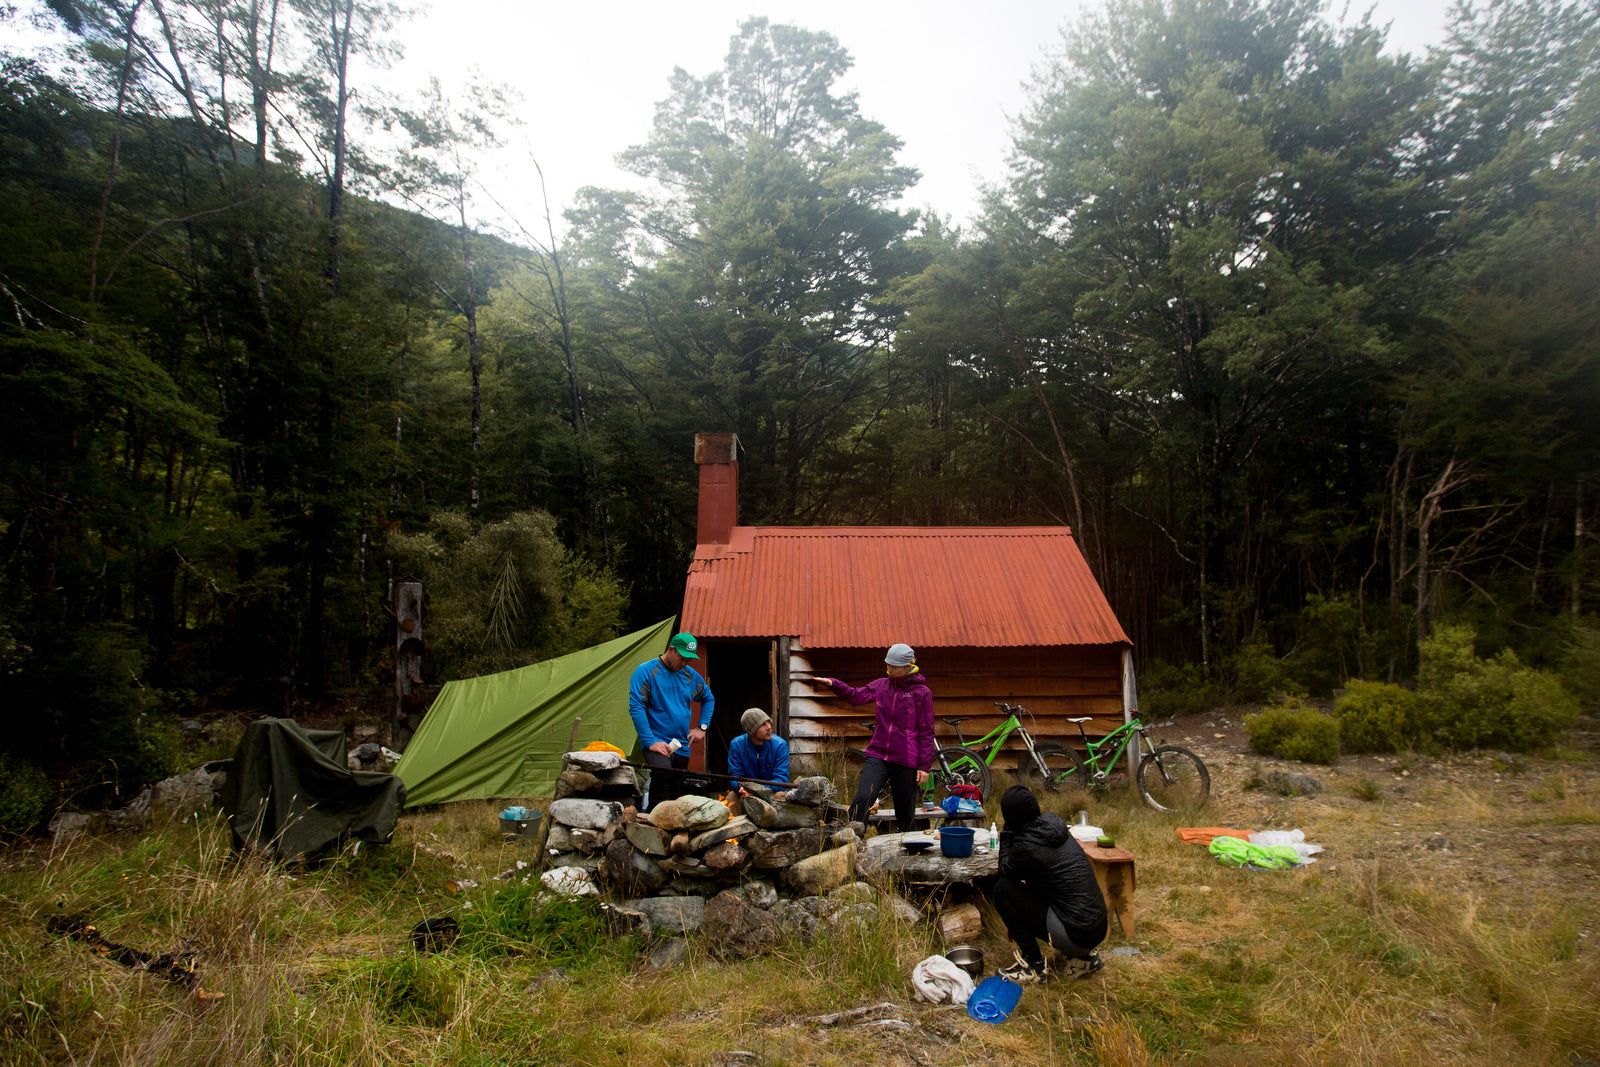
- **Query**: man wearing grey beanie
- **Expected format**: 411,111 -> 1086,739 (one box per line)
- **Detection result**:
727,707 -> 789,787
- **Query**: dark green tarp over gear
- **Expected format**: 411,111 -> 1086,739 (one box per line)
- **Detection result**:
219,718 -> 406,862
394,618 -> 676,805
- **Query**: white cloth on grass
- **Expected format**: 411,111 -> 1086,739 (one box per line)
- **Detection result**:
912,955 -> 976,1005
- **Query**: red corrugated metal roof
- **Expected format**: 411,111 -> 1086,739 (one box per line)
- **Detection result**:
682,526 -> 1130,649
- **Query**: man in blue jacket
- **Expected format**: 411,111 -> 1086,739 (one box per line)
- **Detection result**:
727,708 -> 789,788
628,632 -> 714,810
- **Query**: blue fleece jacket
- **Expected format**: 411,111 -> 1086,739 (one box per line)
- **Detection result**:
628,656 -> 714,749
727,733 -> 790,784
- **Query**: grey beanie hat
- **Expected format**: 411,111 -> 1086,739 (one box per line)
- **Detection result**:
885,643 -> 915,667
740,707 -> 770,734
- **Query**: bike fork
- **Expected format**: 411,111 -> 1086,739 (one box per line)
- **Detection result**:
1025,740 -> 1052,780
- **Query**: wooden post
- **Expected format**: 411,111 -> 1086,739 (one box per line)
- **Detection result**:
1122,647 -> 1139,780
775,636 -> 791,738
394,580 -> 424,750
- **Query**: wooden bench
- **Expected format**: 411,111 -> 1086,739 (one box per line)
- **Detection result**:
867,806 -> 983,830
1074,838 -> 1138,937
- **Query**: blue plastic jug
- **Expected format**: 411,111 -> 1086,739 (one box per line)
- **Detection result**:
966,975 -> 1023,1023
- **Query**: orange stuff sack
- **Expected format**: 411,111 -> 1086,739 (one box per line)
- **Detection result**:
582,741 -> 627,757
1177,827 -> 1256,846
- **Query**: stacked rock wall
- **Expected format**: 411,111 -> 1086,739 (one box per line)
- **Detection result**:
544,751 -> 861,907
541,750 -> 940,960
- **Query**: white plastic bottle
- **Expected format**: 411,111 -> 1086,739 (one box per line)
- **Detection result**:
989,822 -> 999,850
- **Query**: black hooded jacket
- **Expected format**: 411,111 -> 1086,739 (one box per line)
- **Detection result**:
997,811 -> 1109,933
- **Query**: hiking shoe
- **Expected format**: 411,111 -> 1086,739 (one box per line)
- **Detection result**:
999,951 -> 1045,984
1065,953 -> 1104,979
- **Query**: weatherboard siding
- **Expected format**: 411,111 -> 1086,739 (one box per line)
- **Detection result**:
782,644 -> 1126,759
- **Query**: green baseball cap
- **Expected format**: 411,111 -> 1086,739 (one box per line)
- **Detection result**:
669,632 -> 700,659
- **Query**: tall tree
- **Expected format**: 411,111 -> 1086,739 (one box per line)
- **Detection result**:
285,0 -> 399,291
1387,0 -> 1600,646
992,0 -> 1438,663
383,76 -> 516,511
575,17 -> 922,528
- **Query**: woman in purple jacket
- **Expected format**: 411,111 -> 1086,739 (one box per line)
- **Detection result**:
818,643 -> 936,832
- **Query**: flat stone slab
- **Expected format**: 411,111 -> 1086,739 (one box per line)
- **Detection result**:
564,750 -> 623,773
855,831 -> 998,886
549,798 -> 624,830
623,895 -> 706,935
690,816 -> 756,851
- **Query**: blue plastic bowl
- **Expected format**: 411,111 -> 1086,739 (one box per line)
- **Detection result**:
939,825 -> 976,858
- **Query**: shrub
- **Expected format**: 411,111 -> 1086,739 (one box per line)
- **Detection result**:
1417,623 -> 1483,691
96,714 -> 183,802
1139,659 -> 1224,718
1561,624 -> 1600,712
1500,668 -> 1582,749
1417,624 -> 1580,751
0,755 -> 52,834
9,622 -> 183,806
1335,679 -> 1429,753
387,510 -> 626,679
1227,642 -> 1307,703
1243,699 -> 1340,763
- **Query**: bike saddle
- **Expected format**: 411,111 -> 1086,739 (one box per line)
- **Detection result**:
941,716 -> 972,726
1066,716 -> 1093,724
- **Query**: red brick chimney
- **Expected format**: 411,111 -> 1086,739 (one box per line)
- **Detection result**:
694,433 -> 740,546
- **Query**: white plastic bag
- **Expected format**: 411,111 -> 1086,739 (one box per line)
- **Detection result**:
540,865 -> 599,896
1249,829 -> 1324,862
912,954 -> 975,1005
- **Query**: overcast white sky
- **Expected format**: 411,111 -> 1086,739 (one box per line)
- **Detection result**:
393,0 -> 1457,237
15,0 -> 1460,235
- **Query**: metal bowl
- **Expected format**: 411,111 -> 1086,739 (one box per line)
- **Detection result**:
946,944 -> 984,978
901,839 -> 935,854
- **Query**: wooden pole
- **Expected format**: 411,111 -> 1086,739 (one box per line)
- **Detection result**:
614,759 -> 794,792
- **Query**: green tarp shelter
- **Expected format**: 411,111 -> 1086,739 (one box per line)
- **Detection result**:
219,718 -> 406,862
395,617 -> 674,804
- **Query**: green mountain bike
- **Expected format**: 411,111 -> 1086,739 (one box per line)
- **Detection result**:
942,702 -> 1210,812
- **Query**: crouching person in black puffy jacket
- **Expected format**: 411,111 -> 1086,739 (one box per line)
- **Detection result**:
993,784 -> 1107,982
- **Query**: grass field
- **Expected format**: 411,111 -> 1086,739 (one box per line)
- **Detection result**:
2,724 -> 1596,1066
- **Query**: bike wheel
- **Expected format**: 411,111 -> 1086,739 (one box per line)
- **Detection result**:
930,744 -> 993,801
1016,741 -> 1088,794
1136,745 -> 1210,811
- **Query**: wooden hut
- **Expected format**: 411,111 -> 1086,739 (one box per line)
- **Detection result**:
680,434 -> 1137,776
